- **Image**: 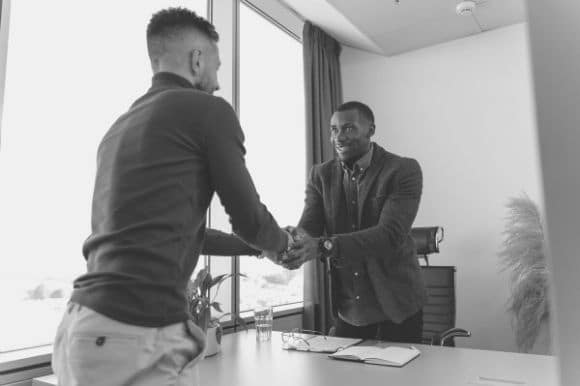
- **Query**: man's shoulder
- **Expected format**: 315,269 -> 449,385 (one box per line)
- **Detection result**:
311,158 -> 339,176
374,145 -> 420,171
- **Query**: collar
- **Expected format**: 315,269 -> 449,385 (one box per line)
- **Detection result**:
152,72 -> 195,89
341,143 -> 374,174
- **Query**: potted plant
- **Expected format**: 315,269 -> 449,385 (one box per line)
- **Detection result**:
186,267 -> 247,357
499,194 -> 550,353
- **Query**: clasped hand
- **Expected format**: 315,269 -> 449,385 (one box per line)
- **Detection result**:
279,226 -> 319,270
260,227 -> 319,269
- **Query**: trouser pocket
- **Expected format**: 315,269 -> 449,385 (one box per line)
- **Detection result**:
68,333 -> 140,386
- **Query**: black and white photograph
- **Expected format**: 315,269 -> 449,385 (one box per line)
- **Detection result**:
0,0 -> 578,385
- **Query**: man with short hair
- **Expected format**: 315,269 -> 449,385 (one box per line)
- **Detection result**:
52,8 -> 290,385
285,101 -> 426,343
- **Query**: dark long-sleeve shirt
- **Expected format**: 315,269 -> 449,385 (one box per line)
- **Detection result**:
71,72 -> 286,327
336,145 -> 387,326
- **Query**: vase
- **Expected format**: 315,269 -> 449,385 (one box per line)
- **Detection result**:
204,324 -> 223,358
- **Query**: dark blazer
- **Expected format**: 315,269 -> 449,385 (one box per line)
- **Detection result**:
298,143 -> 426,324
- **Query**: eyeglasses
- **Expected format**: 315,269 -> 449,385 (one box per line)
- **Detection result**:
281,328 -> 327,349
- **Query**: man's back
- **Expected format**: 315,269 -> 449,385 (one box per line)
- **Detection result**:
73,73 -> 246,326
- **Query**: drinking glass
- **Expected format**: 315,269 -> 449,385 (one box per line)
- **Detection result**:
254,306 -> 273,342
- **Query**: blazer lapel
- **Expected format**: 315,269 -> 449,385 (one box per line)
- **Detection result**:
357,146 -> 388,225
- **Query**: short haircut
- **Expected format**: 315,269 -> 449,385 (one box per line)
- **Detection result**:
147,7 -> 219,59
336,101 -> 375,124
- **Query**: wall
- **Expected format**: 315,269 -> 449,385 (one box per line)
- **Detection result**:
341,24 -> 544,352
527,0 -> 580,383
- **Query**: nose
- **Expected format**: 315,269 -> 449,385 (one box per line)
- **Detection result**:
335,129 -> 348,143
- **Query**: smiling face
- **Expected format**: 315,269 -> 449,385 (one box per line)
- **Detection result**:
330,108 -> 375,163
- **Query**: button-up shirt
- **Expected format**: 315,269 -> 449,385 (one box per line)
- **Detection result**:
335,144 -> 388,326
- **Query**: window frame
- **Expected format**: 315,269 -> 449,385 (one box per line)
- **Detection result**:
206,0 -> 305,331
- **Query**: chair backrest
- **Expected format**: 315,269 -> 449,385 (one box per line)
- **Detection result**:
420,266 -> 457,346
411,226 -> 444,256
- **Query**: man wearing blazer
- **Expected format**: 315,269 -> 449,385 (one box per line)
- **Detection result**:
286,101 -> 426,343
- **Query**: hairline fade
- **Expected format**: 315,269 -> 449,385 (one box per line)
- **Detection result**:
146,7 -> 219,60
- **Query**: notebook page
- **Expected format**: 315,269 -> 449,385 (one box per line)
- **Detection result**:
363,346 -> 420,365
331,345 -> 420,366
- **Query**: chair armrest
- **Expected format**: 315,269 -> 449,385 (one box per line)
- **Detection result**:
434,327 -> 471,346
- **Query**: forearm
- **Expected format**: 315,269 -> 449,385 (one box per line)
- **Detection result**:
203,228 -> 260,256
333,223 -> 405,264
206,98 -> 287,254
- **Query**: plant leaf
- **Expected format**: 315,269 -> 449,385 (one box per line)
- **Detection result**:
192,268 -> 209,292
202,271 -> 213,295
498,193 -> 549,352
211,302 -> 223,313
210,274 -> 229,288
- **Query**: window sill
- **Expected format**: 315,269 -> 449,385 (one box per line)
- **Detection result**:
0,345 -> 52,384
222,301 -> 304,332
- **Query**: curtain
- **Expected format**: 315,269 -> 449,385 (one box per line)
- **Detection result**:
302,21 -> 343,334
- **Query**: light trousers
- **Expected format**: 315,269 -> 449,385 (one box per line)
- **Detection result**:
52,302 -> 206,386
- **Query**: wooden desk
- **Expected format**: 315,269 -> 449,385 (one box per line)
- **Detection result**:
33,331 -> 558,386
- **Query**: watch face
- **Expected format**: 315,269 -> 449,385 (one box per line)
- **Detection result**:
323,239 -> 333,251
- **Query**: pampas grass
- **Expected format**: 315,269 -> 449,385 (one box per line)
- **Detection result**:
499,194 -> 549,353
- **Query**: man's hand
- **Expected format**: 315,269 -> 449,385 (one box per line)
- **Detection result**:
259,228 -> 295,265
283,226 -> 308,241
259,249 -> 283,265
282,233 -> 319,270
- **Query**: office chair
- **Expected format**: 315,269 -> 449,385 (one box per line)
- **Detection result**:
412,226 -> 471,346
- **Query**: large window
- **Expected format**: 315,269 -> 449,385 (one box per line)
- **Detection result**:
0,0 -> 304,358
238,2 -> 306,311
0,0 -> 207,353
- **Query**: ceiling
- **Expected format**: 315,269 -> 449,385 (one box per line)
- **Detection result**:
280,0 -> 528,56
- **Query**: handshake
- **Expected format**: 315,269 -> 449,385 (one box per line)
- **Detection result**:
260,226 -> 319,270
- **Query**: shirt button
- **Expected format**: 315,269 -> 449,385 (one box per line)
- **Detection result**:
352,225 -> 356,229
351,200 -> 356,204
354,272 -> 359,277
352,177 -> 356,181
355,296 -> 360,300
96,336 -> 106,346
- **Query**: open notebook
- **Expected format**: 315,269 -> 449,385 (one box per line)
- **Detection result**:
329,345 -> 421,367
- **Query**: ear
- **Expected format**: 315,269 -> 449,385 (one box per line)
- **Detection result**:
368,123 -> 376,137
190,49 -> 202,74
